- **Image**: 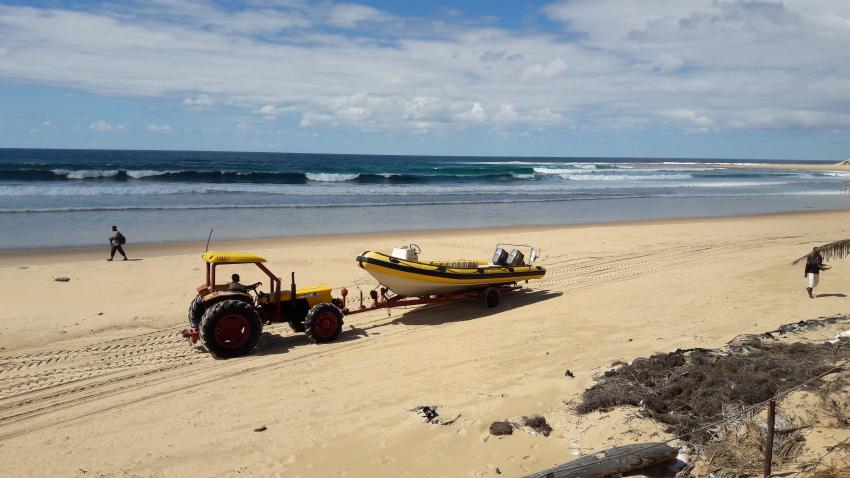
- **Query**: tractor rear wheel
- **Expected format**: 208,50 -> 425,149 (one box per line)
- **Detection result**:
188,294 -> 205,327
304,303 -> 343,343
199,300 -> 262,358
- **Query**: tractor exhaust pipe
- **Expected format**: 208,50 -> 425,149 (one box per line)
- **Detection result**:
290,272 -> 296,317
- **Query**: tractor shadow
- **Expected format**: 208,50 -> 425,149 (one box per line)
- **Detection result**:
384,289 -> 562,327
253,324 -> 369,356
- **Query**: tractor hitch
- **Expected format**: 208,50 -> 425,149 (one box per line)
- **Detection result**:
181,327 -> 200,344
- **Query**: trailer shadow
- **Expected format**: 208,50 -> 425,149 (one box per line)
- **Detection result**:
251,289 -> 560,356
386,289 -> 562,327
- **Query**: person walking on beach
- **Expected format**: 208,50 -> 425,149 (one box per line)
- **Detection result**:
108,225 -> 128,261
804,247 -> 830,298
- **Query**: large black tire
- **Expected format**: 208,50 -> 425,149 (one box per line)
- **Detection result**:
188,294 -> 205,327
199,300 -> 262,358
304,303 -> 343,344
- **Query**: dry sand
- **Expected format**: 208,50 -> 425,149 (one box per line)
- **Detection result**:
2,210 -> 850,476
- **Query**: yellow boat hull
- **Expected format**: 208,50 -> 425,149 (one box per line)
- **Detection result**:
356,251 -> 546,296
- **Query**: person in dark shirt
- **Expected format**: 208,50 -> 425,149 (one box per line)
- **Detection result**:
107,225 -> 127,261
804,247 -> 830,298
228,274 -> 261,292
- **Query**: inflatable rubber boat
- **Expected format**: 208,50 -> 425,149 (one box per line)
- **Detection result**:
356,244 -> 546,296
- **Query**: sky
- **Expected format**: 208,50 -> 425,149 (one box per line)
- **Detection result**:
0,0 -> 849,160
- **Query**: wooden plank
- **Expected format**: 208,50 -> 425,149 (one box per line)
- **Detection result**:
523,442 -> 678,478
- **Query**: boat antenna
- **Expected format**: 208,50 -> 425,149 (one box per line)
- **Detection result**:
205,228 -> 214,252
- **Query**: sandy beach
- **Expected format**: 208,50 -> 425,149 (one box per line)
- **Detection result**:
2,210 -> 850,476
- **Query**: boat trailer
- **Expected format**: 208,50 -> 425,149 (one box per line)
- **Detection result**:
338,283 -> 522,315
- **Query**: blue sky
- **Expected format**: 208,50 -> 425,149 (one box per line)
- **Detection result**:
1,0 -> 849,160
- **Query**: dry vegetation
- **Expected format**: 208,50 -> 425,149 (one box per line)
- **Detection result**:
574,317 -> 850,476
578,341 -> 848,442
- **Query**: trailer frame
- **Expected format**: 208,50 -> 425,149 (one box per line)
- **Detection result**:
338,282 -> 522,315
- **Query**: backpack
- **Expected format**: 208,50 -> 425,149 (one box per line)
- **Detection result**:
115,231 -> 126,245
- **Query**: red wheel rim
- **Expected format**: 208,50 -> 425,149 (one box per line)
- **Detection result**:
214,314 -> 251,349
314,311 -> 338,339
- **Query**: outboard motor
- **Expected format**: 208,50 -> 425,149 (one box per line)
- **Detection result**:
506,249 -> 525,266
492,248 -> 508,265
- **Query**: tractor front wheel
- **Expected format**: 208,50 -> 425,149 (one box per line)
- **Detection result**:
304,303 -> 343,343
199,300 -> 262,358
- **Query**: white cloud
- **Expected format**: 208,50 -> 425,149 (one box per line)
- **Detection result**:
521,57 -> 567,81
459,102 -> 487,122
494,105 -> 520,123
146,123 -> 171,132
89,120 -> 128,131
182,94 -> 216,110
0,1 -> 847,136
728,110 -> 850,130
254,104 -> 293,120
41,120 -> 52,126
300,112 -> 337,128
662,109 -> 714,128
326,4 -> 387,28
529,108 -> 564,125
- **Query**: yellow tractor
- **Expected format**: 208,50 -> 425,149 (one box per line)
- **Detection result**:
184,251 -> 344,357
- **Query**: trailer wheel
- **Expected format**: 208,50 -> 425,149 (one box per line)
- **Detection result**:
188,294 -> 205,327
483,287 -> 500,308
305,303 -> 343,343
200,300 -> 262,358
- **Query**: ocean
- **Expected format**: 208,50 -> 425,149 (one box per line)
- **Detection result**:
1,148 -> 848,250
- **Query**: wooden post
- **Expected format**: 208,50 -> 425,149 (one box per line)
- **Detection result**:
764,400 -> 776,478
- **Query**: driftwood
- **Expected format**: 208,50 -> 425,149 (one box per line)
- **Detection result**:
523,442 -> 678,478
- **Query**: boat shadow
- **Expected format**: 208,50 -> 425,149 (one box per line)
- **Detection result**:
386,288 -> 563,327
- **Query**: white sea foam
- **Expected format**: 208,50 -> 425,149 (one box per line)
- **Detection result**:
305,173 -> 360,182
534,167 -> 592,175
52,169 -> 120,179
126,170 -> 174,179
562,174 -> 693,181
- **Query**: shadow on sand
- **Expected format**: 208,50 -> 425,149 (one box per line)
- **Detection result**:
251,288 -> 561,356
253,324 -> 369,356
815,292 -> 846,298
386,288 -> 563,327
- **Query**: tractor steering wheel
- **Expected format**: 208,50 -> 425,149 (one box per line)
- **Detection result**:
246,281 -> 263,296
409,243 -> 421,254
